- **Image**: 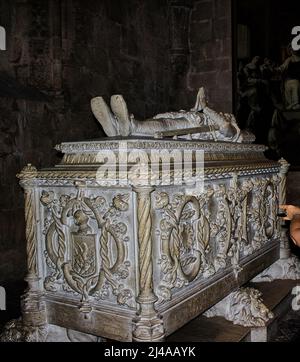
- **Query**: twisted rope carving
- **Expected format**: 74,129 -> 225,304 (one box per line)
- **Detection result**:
24,190 -> 37,275
280,174 -> 287,205
137,191 -> 153,298
53,213 -> 66,275
279,159 -> 290,205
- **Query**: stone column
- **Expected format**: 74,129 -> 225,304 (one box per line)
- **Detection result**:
279,158 -> 291,259
18,164 -> 47,338
132,187 -> 165,342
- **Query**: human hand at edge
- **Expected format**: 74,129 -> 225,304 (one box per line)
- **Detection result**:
280,205 -> 300,221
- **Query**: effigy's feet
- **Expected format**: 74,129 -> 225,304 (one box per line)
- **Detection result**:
197,87 -> 207,110
191,87 -> 207,112
110,95 -> 131,137
91,97 -> 118,137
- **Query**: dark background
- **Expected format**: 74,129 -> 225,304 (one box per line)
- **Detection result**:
236,0 -> 300,62
235,0 -> 300,163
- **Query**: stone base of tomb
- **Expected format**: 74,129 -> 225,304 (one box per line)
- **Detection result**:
168,279 -> 300,342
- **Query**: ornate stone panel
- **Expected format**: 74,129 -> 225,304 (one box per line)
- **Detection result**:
39,184 -> 136,315
152,173 -> 281,305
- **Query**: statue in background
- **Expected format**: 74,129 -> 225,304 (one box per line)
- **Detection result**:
91,88 -> 253,143
238,56 -> 270,130
278,47 -> 300,110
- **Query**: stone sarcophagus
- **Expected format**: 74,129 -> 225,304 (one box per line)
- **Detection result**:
3,137 -> 286,342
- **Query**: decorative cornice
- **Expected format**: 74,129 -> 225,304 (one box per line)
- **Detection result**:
61,151 -> 267,166
16,162 -> 280,188
55,139 -> 267,155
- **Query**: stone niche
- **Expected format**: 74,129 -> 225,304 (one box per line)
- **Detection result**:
1,137 -> 294,342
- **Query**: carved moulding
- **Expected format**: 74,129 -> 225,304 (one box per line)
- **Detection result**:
41,186 -> 134,315
27,163 -> 280,189
62,151 -> 267,166
204,288 -> 274,328
55,139 -> 268,155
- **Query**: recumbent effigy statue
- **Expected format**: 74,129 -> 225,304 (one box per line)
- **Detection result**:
91,87 -> 254,143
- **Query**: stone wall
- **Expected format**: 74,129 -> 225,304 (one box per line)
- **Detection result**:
0,0 -> 233,282
188,0 -> 233,112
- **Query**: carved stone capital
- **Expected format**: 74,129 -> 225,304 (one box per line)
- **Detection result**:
17,164 -> 38,178
132,185 -> 155,194
204,288 -> 274,328
17,164 -> 38,188
132,316 -> 165,342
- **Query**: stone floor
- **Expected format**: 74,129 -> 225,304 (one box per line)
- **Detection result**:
272,310 -> 300,342
0,280 -> 300,342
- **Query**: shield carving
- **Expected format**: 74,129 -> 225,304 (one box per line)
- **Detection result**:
71,233 -> 97,278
